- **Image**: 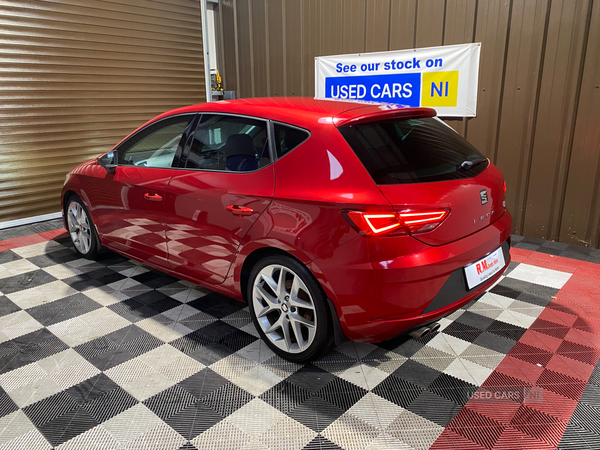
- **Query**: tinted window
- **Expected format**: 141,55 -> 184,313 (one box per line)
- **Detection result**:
273,123 -> 310,158
117,115 -> 192,168
338,117 -> 488,184
184,114 -> 270,172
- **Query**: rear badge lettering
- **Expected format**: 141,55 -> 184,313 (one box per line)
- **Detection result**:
480,189 -> 488,205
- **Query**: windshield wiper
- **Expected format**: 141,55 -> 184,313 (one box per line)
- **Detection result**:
458,158 -> 487,172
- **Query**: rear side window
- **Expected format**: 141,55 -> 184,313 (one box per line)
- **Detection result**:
338,117 -> 488,184
273,123 -> 310,158
184,114 -> 270,172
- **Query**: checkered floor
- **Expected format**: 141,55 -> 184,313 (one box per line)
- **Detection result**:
0,227 -> 599,450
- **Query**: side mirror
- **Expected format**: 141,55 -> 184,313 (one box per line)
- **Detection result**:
99,151 -> 118,174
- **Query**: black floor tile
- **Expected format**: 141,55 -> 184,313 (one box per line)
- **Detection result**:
0,219 -> 63,240
261,380 -> 312,415
474,331 -> 517,354
443,321 -> 485,343
178,368 -> 230,401
27,293 -> 101,326
201,382 -> 254,417
27,249 -> 81,268
38,407 -> 99,447
391,360 -> 441,389
286,364 -> 337,393
317,376 -> 367,411
536,246 -> 563,256
23,391 -> 79,427
165,400 -> 224,440
0,387 -> 18,417
456,311 -> 496,330
427,373 -> 477,406
132,270 -> 180,289
0,269 -> 57,295
372,375 -> 425,408
0,250 -> 22,264
144,384 -> 197,421
303,435 -> 344,450
0,329 -> 69,374
288,396 -> 345,432
187,293 -> 247,319
486,320 -> 527,341
516,291 -> 553,307
406,390 -> 462,427
496,277 -> 560,299
0,296 -> 21,316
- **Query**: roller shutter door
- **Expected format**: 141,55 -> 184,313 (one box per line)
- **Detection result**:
0,0 -> 206,223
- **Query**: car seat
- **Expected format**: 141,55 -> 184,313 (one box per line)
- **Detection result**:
224,134 -> 258,171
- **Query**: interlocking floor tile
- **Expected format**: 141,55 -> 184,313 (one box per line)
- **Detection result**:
1,229 -> 600,449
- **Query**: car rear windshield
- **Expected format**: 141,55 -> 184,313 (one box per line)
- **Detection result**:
338,117 -> 488,184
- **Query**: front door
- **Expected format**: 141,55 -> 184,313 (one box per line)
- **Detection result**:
90,114 -> 196,267
164,114 -> 274,284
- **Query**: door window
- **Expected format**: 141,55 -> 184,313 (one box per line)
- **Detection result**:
184,114 -> 271,172
116,115 -> 193,168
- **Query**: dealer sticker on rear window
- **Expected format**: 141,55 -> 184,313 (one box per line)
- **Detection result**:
464,247 -> 505,290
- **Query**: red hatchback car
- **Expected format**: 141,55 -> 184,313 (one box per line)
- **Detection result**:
62,97 -> 512,362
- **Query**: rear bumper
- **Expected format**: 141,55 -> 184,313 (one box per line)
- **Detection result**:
310,210 -> 513,342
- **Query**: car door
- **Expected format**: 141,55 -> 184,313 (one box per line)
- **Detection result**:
163,113 -> 275,284
91,113 -> 197,267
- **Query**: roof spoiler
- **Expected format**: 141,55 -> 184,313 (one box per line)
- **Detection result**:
333,107 -> 437,128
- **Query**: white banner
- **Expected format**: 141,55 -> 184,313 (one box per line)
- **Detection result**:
315,43 -> 481,117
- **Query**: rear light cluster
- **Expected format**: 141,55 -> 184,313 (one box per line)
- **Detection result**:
344,209 -> 449,237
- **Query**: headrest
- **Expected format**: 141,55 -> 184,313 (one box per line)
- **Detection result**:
224,134 -> 255,156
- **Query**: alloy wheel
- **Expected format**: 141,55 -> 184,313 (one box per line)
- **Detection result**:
252,264 -> 317,354
67,201 -> 92,255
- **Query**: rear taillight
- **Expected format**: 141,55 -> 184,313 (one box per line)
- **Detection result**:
503,181 -> 506,192
344,209 -> 449,236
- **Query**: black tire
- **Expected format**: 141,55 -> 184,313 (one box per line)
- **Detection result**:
247,254 -> 335,363
65,195 -> 100,259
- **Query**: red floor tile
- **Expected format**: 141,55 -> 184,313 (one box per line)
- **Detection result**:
493,427 -> 556,450
510,248 -> 533,264
0,229 -> 67,251
546,354 -> 594,381
522,252 -> 583,274
510,405 -> 568,448
520,329 -> 563,353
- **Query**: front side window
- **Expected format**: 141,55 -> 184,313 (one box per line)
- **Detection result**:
184,114 -> 270,172
117,115 -> 193,168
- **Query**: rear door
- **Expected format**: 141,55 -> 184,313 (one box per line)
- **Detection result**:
164,114 -> 274,284
338,116 -> 506,246
91,114 -> 196,266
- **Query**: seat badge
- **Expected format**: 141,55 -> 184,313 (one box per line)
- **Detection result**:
480,189 -> 488,205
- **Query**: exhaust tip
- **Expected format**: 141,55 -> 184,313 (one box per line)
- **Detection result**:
409,327 -> 431,339
430,322 -> 441,333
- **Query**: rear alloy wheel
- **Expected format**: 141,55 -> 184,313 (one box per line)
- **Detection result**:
248,255 -> 333,362
66,196 -> 99,259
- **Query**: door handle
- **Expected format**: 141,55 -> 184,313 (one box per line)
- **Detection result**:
226,205 -> 253,216
144,193 -> 162,202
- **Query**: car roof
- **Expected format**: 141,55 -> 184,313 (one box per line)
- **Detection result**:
155,97 -> 436,128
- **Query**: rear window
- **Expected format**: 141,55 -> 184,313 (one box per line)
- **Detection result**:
338,117 -> 488,184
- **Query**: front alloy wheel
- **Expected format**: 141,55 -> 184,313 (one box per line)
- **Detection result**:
248,256 -> 334,362
66,196 -> 99,259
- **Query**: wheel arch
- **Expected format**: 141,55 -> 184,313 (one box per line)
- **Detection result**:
62,189 -> 104,252
240,245 -> 348,349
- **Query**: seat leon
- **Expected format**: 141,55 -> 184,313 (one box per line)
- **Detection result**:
62,97 -> 512,362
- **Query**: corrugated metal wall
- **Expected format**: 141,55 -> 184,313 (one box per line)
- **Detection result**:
0,0 -> 206,223
215,0 -> 600,248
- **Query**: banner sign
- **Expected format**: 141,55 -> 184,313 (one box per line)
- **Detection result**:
315,43 -> 481,117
